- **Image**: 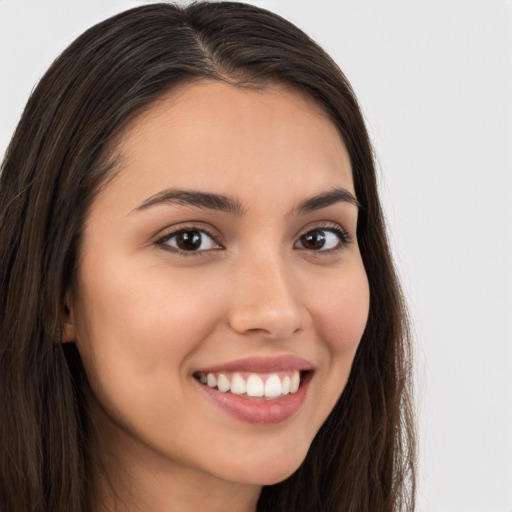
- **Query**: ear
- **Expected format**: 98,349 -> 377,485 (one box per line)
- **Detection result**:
62,290 -> 76,343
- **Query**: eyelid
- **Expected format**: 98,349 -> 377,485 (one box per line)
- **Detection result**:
298,220 -> 352,238
155,223 -> 224,256
294,221 -> 353,252
153,220 -> 353,257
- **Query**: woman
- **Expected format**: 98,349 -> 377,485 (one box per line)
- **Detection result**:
0,3 -> 415,511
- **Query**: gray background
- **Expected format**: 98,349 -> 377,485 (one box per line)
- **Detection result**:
1,1 -> 511,511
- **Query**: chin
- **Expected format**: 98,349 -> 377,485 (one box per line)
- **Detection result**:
219,447 -> 307,487
256,464 -> 303,486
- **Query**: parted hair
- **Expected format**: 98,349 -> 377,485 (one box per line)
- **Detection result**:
0,3 -> 415,511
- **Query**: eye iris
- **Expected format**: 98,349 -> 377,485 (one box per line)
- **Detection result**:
301,229 -> 326,250
176,230 -> 202,251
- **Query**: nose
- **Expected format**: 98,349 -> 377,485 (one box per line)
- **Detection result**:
227,249 -> 310,340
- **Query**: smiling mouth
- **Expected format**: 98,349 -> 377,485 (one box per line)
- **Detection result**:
192,356 -> 314,424
193,370 -> 312,400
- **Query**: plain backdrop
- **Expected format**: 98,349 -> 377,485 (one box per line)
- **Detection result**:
1,1 -> 511,511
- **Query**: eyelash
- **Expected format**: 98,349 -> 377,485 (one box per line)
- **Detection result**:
295,222 -> 353,254
155,222 -> 353,257
156,225 -> 223,258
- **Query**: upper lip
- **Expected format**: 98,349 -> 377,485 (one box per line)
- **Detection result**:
195,355 -> 315,374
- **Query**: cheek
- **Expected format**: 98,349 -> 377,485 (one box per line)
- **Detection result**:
71,261 -> 226,434
312,262 -> 370,356
304,258 -> 369,421
292,259 -> 369,440
75,257 -> 223,359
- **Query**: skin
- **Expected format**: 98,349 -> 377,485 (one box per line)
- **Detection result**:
64,81 -> 370,512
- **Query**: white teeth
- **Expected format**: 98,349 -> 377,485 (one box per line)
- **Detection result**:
290,370 -> 300,393
264,374 -> 282,398
199,370 -> 304,397
231,373 -> 246,395
207,373 -> 217,388
217,373 -> 230,392
246,374 -> 264,397
281,375 -> 291,395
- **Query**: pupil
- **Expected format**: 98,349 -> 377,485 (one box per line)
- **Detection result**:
301,230 -> 325,250
177,230 -> 202,251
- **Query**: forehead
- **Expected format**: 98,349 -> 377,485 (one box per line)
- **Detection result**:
103,80 -> 354,210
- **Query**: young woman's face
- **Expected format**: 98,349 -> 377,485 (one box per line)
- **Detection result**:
66,81 -> 369,490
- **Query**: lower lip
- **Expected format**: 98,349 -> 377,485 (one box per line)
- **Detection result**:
196,372 -> 312,425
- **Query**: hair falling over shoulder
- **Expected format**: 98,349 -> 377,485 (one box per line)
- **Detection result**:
0,3 -> 415,511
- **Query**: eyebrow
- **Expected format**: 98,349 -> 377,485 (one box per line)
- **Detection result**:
132,186 -> 359,216
294,188 -> 360,214
133,189 -> 246,216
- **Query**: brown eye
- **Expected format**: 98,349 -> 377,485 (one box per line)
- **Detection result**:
294,227 -> 349,252
160,229 -> 220,253
176,230 -> 202,251
299,229 -> 327,250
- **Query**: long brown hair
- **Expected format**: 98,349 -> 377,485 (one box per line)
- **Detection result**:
0,3 -> 415,511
